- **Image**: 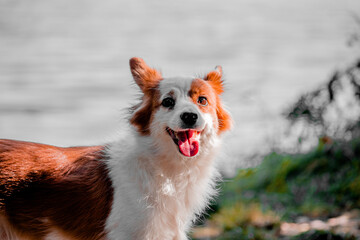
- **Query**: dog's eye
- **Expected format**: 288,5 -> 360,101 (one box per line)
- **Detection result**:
161,97 -> 175,108
198,96 -> 208,106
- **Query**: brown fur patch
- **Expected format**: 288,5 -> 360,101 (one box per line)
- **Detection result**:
191,71 -> 232,134
203,67 -> 232,133
130,91 -> 160,135
216,103 -> 232,133
204,67 -> 224,95
189,79 -> 217,115
0,139 -> 113,240
129,57 -> 163,135
129,57 -> 162,94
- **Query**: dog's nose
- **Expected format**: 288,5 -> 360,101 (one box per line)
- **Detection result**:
181,112 -> 198,127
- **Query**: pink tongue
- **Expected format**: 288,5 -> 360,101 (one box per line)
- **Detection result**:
177,130 -> 199,157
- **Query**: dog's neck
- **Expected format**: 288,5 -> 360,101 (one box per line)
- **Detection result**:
107,128 -> 220,203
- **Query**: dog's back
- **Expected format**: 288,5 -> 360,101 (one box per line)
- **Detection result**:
0,139 -> 113,240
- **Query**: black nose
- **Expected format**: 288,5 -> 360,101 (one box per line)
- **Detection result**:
180,112 -> 198,127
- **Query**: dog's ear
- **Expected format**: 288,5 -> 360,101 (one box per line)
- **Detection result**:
130,57 -> 162,93
205,66 -> 232,133
204,66 -> 224,95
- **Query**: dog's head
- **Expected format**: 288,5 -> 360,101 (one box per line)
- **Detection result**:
129,57 -> 231,158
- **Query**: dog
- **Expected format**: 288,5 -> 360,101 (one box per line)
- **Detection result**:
0,57 -> 232,240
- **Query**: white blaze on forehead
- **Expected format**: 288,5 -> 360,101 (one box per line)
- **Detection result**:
158,77 -> 194,98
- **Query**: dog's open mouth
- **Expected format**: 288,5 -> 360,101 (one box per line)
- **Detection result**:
166,127 -> 200,157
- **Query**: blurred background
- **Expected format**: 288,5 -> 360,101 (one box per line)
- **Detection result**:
1,0 -> 360,239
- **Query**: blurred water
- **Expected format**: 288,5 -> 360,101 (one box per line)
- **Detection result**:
0,0 -> 359,172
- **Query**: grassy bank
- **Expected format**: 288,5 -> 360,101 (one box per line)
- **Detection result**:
193,137 -> 360,239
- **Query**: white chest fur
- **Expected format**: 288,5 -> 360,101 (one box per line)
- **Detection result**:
105,133 -> 220,240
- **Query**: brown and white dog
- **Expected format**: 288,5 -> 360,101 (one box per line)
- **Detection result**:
0,57 -> 232,240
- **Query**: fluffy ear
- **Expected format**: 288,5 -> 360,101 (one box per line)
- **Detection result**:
204,66 -> 224,95
205,66 -> 232,133
129,57 -> 162,93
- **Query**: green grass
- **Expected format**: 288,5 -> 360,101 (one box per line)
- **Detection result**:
203,138 -> 360,239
